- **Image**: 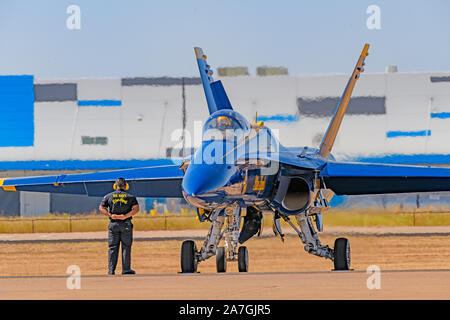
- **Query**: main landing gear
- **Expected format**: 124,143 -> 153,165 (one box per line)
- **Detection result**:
333,238 -> 351,271
273,210 -> 351,271
180,203 -> 258,274
180,240 -> 198,273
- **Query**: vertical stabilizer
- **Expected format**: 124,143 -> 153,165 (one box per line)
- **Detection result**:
194,47 -> 233,115
319,44 -> 370,158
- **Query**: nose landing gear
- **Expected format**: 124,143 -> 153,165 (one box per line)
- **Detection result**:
237,246 -> 249,272
215,245 -> 249,273
216,246 -> 227,273
181,203 -> 253,274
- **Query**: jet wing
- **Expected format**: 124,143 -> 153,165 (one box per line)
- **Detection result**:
320,161 -> 450,195
0,164 -> 184,197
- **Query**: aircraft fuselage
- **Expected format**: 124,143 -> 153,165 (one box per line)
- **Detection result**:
181,109 -> 281,210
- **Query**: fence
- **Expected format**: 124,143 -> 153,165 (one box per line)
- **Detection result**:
0,209 -> 449,234
0,214 -> 207,234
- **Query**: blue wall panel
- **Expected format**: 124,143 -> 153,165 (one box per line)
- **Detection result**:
0,158 -> 181,170
0,75 -> 34,147
78,100 -> 121,107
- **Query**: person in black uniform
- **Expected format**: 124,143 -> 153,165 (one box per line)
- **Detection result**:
99,178 -> 140,275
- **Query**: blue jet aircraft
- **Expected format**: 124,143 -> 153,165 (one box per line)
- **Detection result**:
2,44 -> 450,272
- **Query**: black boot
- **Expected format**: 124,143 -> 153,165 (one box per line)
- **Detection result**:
122,269 -> 136,275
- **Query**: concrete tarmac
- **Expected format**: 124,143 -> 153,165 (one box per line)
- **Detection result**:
1,226 -> 449,300
0,269 -> 449,300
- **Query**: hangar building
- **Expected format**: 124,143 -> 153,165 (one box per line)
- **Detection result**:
1,70 -> 449,216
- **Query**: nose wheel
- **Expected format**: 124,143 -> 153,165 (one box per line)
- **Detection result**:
215,246 -> 249,273
216,247 -> 227,272
238,246 -> 249,272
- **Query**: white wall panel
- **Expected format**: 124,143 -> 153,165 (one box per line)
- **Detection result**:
77,78 -> 122,100
20,192 -> 50,217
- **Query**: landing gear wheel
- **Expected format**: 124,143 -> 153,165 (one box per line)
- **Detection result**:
216,247 -> 227,273
181,240 -> 198,273
333,238 -> 351,270
238,246 -> 249,272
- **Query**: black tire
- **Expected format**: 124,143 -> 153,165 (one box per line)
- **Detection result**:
238,246 -> 249,272
216,247 -> 227,273
333,238 -> 351,270
181,240 -> 198,273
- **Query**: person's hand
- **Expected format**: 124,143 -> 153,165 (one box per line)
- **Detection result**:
111,214 -> 125,220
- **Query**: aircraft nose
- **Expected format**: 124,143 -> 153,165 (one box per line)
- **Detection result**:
182,163 -> 235,197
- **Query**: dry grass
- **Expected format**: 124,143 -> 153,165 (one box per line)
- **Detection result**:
0,208 -> 448,234
325,208 -> 450,227
1,234 -> 449,276
0,212 -> 210,234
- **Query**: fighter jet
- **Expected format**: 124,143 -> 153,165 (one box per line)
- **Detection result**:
2,44 -> 450,272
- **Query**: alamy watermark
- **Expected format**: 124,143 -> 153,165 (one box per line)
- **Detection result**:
66,5 -> 81,30
66,265 -> 81,290
366,5 -> 381,30
366,265 -> 381,290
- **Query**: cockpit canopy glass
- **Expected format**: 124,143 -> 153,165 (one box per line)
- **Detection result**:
203,111 -> 249,142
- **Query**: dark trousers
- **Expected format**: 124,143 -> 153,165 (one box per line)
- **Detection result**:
108,220 -> 133,273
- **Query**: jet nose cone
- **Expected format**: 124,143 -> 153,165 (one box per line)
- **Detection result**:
182,163 -> 235,197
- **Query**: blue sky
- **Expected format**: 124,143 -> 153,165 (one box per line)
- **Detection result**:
0,0 -> 449,78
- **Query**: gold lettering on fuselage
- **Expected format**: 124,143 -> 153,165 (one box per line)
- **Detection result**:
252,176 -> 266,191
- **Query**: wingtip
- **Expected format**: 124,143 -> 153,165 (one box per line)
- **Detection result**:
0,178 -> 16,191
362,43 -> 370,56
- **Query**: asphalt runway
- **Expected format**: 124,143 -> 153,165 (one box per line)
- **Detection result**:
0,269 -> 449,299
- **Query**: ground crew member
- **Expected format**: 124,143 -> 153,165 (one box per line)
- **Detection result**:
99,178 -> 140,275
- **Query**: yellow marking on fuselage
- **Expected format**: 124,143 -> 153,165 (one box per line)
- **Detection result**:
242,172 -> 248,194
0,179 -> 4,187
252,176 -> 266,191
